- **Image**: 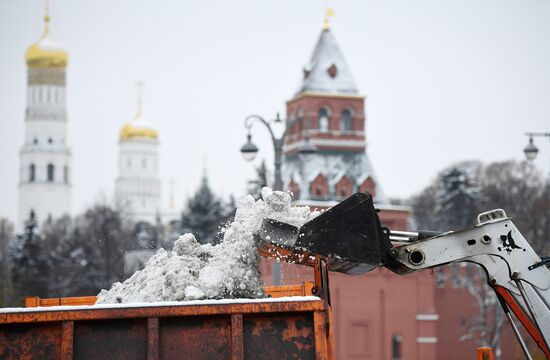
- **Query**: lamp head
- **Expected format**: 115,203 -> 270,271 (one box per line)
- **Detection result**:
240,134 -> 259,162
298,136 -> 317,159
524,136 -> 539,161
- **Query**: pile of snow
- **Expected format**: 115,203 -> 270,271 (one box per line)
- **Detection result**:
96,188 -> 319,304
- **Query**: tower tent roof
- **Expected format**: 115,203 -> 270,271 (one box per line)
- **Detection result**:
296,29 -> 359,96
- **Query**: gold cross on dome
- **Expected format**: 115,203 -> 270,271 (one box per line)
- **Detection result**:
42,0 -> 51,36
135,81 -> 144,118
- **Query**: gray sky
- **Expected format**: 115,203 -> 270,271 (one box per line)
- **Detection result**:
1,0 -> 549,222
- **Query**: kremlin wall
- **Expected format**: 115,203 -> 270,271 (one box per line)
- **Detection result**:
15,5 -> 521,360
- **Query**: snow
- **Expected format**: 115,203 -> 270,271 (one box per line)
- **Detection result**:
35,37 -> 66,52
0,296 -> 321,314
132,116 -> 157,130
95,188 -> 318,304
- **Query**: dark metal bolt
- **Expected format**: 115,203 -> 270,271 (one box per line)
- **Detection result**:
311,286 -> 319,295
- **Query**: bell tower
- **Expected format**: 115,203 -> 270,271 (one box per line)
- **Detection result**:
18,3 -> 71,228
115,84 -> 161,223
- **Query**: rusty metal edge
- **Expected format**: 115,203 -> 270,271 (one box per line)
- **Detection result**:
60,321 -> 73,360
0,300 -> 324,325
231,314 -> 244,360
313,311 -> 328,360
147,317 -> 159,360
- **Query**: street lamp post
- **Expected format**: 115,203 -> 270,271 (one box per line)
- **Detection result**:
523,132 -> 550,175
240,113 -> 317,191
240,113 -> 317,285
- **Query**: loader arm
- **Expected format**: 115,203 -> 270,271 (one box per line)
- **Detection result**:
258,193 -> 550,359
385,209 -> 550,359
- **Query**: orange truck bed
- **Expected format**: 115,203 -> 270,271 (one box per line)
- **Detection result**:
0,282 -> 334,360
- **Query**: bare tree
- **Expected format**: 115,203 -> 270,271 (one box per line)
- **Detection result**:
480,161 -> 549,255
11,210 -> 52,299
410,160 -> 549,358
456,265 -> 505,357
73,203 -> 126,291
180,174 -> 227,244
0,218 -> 14,306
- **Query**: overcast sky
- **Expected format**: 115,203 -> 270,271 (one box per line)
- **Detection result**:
1,0 -> 549,222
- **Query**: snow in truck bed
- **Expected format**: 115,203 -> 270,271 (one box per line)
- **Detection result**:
94,188 -> 319,304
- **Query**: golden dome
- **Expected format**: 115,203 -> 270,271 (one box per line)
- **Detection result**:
119,120 -> 159,141
26,40 -> 68,68
119,87 -> 159,141
26,4 -> 68,68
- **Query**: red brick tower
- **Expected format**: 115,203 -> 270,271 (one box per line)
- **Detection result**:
282,23 -> 409,230
282,25 -> 382,206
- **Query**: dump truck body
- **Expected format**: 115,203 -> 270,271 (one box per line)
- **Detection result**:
0,283 -> 333,360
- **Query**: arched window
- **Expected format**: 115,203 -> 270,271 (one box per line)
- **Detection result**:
295,108 -> 305,134
29,164 -> 36,182
341,109 -> 353,132
318,108 -> 329,132
47,163 -> 54,182
64,166 -> 69,183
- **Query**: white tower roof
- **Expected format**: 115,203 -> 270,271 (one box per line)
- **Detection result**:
296,28 -> 359,96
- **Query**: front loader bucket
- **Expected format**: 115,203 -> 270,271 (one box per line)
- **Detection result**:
260,192 -> 391,275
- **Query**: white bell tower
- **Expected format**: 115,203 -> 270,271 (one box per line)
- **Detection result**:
18,4 -> 71,229
115,83 -> 161,223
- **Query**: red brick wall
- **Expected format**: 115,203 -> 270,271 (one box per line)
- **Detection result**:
379,209 -> 410,230
434,266 -> 534,359
284,94 -> 366,155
